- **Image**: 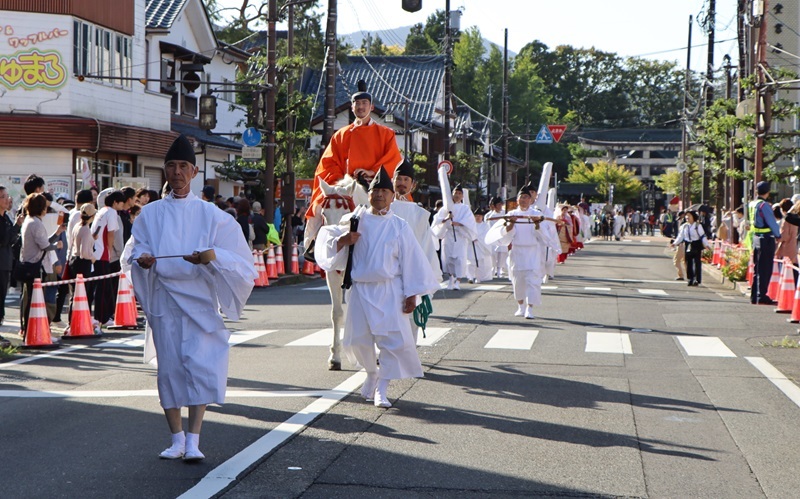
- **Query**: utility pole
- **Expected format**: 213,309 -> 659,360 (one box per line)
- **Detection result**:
443,0 -> 452,161
702,0 -> 715,204
753,0 -> 769,195
680,15 -> 692,209
283,3 -> 297,270
501,28 -> 509,204
322,0 -> 337,150
264,0 -> 277,224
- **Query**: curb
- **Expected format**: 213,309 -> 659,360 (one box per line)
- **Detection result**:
702,262 -> 749,295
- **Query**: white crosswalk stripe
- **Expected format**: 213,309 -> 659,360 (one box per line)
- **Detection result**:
585,287 -> 611,291
416,327 -> 451,346
484,329 -> 539,350
638,289 -> 668,296
677,336 -> 737,357
472,284 -> 507,291
585,332 -> 632,354
286,328 -> 338,347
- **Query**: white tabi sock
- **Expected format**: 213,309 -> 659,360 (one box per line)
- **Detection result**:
374,378 -> 392,408
184,432 -> 205,461
159,431 -> 185,460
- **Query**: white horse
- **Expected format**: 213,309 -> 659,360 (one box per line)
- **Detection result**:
316,175 -> 369,370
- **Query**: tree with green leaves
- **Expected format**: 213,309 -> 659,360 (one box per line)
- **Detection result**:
565,160 -> 643,204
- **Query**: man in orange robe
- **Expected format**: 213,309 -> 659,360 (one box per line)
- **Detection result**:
304,81 -> 402,251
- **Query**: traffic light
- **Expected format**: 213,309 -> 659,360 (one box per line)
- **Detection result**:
199,94 -> 217,131
248,89 -> 268,128
402,0 -> 422,13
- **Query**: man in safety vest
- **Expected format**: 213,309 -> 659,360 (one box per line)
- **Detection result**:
748,181 -> 781,305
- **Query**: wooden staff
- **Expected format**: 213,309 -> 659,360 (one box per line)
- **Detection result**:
341,216 -> 359,290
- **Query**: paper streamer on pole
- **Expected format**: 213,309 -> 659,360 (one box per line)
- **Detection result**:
534,161 -> 552,211
438,164 -> 454,213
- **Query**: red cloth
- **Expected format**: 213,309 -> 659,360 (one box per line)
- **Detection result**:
306,121 -> 401,219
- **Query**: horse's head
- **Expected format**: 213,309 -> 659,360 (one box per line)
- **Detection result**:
319,175 -> 368,226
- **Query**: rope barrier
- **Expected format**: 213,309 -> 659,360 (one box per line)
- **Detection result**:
40,271 -> 122,287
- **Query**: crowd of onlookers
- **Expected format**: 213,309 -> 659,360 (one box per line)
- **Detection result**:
0,175 -> 306,343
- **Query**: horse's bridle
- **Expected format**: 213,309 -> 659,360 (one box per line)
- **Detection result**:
321,194 -> 356,213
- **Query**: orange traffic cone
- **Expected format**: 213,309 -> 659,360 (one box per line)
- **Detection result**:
290,244 -> 300,274
316,263 -> 326,279
108,272 -> 140,329
21,278 -> 58,349
302,257 -> 316,275
275,244 -> 285,274
266,245 -> 278,279
253,251 -> 268,287
63,274 -> 100,338
789,276 -> 800,323
747,255 -> 754,288
767,260 -> 781,301
775,259 -> 795,313
711,241 -> 721,267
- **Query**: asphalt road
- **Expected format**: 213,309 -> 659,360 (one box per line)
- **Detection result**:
2,235 -> 800,498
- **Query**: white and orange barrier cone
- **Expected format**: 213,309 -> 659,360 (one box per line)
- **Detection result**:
775,259 -> 795,313
747,256 -> 754,288
789,276 -> 800,323
108,272 -> 140,329
301,251 -> 316,275
275,244 -> 285,274
767,260 -> 781,301
290,244 -> 300,274
62,274 -> 101,339
22,278 -> 58,349
711,241 -> 721,267
253,251 -> 268,287
266,245 -> 278,279
316,263 -> 326,279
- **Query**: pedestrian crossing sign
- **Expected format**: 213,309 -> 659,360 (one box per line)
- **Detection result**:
535,125 -> 554,144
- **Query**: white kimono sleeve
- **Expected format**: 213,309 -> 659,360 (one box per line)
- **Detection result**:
315,224 -> 348,272
400,229 -> 441,298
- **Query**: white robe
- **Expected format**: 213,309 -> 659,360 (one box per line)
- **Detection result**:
485,209 -> 509,276
492,207 -> 560,306
129,192 -> 256,409
467,222 -> 493,282
389,199 -> 442,283
431,203 -> 477,279
316,210 -> 440,379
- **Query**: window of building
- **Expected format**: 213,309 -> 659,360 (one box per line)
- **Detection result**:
73,20 -> 131,88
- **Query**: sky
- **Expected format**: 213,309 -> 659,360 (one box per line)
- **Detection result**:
216,0 -> 740,71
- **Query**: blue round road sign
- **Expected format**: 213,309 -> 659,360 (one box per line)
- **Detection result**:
242,127 -> 262,147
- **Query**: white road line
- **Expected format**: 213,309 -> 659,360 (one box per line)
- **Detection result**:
638,289 -> 668,296
178,372 -> 367,499
745,357 -> 800,409
1,344 -> 89,366
585,287 -> 611,291
286,328 -> 340,347
485,329 -> 539,350
229,329 -> 277,346
472,284 -> 507,291
542,285 -> 558,290
677,336 -> 737,357
306,285 -> 329,291
641,240 -> 651,243
416,327 -> 450,347
585,332 -> 633,354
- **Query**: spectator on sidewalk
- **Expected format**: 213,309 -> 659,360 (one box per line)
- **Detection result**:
19,193 -> 64,337
776,198 -> 799,285
0,185 -> 22,326
91,190 -> 125,326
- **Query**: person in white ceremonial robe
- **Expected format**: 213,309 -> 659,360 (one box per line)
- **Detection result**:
485,196 -> 509,278
431,184 -> 477,290
316,166 -> 440,408
390,159 -> 442,283
541,188 -> 561,282
486,183 -> 560,319
390,159 -> 442,343
130,135 -> 257,461
467,208 -> 493,283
